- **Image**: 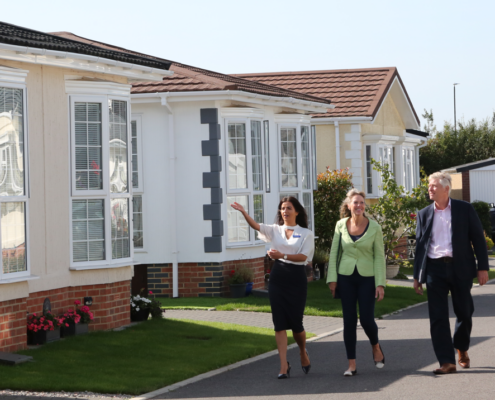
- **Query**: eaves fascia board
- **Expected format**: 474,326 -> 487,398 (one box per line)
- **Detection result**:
0,43 -> 173,81
361,134 -> 423,145
131,91 -> 332,113
456,159 -> 495,173
310,116 -> 373,125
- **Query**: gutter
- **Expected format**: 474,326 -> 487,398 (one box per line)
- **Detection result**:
0,42 -> 173,78
415,138 -> 428,186
310,116 -> 373,124
131,90 -> 333,113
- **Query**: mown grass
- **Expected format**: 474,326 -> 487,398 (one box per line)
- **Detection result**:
0,319 -> 296,395
158,279 -> 427,318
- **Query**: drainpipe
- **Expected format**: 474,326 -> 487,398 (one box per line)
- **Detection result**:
161,95 -> 179,298
335,121 -> 341,169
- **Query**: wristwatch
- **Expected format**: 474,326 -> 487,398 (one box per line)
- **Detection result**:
283,254 -> 288,260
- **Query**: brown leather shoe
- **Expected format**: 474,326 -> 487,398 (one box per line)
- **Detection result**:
457,350 -> 470,368
433,363 -> 457,374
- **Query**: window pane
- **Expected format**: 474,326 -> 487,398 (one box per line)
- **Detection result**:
109,100 -> 128,193
72,199 -> 105,262
227,196 -> 249,243
281,128 -> 297,187
111,198 -> 130,259
131,120 -> 139,189
301,126 -> 311,190
133,195 -> 144,248
228,123 -> 247,189
263,121 -> 271,193
253,194 -> 263,240
1,202 -> 26,274
366,145 -> 372,194
303,193 -> 312,230
251,121 -> 263,191
280,193 -> 299,200
0,87 -> 25,196
311,126 -> 317,190
74,102 -> 102,191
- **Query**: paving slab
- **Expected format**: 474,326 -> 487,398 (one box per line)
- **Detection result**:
151,281 -> 495,400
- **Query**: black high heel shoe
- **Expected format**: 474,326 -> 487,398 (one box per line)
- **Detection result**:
302,349 -> 311,374
373,344 -> 385,369
278,362 -> 291,379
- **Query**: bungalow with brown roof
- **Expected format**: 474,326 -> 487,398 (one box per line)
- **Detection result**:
51,32 -> 333,299
234,68 -> 429,200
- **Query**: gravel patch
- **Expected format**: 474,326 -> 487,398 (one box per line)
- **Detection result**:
0,390 -> 131,399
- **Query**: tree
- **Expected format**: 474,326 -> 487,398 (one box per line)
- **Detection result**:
368,160 -> 430,263
420,118 -> 495,175
313,167 -> 354,252
422,108 -> 437,136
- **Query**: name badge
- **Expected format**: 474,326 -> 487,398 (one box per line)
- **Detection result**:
293,234 -> 301,238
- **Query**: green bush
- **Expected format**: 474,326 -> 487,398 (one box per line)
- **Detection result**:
313,167 -> 354,252
472,200 -> 492,237
312,248 -> 329,265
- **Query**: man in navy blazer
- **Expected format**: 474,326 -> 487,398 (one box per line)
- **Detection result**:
414,172 -> 489,374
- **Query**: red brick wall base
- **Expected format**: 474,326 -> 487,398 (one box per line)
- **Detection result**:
147,257 -> 265,298
0,280 -> 131,353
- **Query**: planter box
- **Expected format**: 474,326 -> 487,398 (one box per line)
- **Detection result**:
61,322 -> 89,337
230,283 -> 247,298
46,328 -> 61,343
131,308 -> 150,322
245,282 -> 254,296
27,328 -> 60,345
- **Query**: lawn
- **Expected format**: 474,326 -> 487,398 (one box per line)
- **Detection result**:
0,319 -> 296,395
158,279 -> 427,318
401,264 -> 495,284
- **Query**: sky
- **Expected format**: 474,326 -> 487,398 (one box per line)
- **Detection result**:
5,0 -> 495,130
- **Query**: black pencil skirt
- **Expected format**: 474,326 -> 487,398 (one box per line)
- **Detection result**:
268,259 -> 307,333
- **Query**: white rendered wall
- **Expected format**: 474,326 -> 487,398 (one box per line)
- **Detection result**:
470,165 -> 495,204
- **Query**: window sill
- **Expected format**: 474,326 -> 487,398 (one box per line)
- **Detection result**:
0,274 -> 40,285
70,260 -> 141,271
226,242 -> 267,249
134,249 -> 147,254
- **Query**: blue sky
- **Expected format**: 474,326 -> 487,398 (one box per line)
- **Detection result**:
6,0 -> 495,130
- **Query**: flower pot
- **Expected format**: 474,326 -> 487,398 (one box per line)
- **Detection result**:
46,328 -> 60,343
76,322 -> 89,335
61,322 -> 76,338
27,329 -> 47,345
245,282 -> 254,296
386,263 -> 400,279
131,308 -> 150,322
230,283 -> 247,298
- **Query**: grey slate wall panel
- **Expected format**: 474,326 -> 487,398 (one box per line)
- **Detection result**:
203,172 -> 220,188
211,188 -> 223,204
204,237 -> 222,253
209,124 -> 221,140
210,156 -> 222,172
200,109 -> 218,124
212,220 -> 224,236
201,140 -> 219,156
203,204 -> 221,221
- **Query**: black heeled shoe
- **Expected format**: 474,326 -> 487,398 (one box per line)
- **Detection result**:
278,362 -> 291,379
343,369 -> 357,376
373,344 -> 385,369
302,349 -> 311,374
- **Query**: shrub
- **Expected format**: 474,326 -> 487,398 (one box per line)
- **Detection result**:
312,248 -> 329,265
228,265 -> 254,284
486,234 -> 494,249
472,201 -> 492,238
313,167 -> 354,252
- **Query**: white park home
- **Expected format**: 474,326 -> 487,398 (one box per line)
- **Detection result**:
50,33 -> 333,299
0,21 -> 172,352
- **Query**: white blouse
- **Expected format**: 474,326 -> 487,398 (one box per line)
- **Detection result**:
258,223 -> 315,265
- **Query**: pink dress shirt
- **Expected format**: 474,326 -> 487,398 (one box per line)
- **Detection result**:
427,199 -> 453,258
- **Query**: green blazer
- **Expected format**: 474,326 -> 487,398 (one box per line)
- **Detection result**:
326,217 -> 386,287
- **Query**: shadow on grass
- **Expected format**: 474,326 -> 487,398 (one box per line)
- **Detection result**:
0,319 -> 292,395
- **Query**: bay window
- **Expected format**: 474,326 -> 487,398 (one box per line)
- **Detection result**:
70,94 -> 132,268
0,80 -> 30,281
225,116 -> 266,245
131,116 -> 144,250
278,122 -> 315,231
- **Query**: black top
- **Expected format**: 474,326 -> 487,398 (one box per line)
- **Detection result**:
0,21 -> 171,71
349,222 -> 369,242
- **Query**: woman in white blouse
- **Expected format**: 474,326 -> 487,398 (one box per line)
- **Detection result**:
231,196 -> 315,379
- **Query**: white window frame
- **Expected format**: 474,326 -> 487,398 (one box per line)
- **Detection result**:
0,78 -> 31,282
69,94 -> 133,269
402,146 -> 415,192
224,117 -> 266,247
277,123 -> 314,232
130,115 -> 145,252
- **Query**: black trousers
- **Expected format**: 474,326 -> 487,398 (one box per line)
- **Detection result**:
426,258 -> 474,365
339,268 -> 379,359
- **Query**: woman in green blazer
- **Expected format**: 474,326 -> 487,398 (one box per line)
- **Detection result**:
327,189 -> 386,376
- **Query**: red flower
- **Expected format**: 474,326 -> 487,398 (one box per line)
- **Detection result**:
410,213 -> 417,219
74,300 -> 81,306
149,291 -> 153,295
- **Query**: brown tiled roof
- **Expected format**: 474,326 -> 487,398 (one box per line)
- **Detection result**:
233,68 -> 419,121
50,32 -> 331,107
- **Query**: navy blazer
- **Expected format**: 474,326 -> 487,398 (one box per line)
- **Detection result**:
413,199 -> 489,283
